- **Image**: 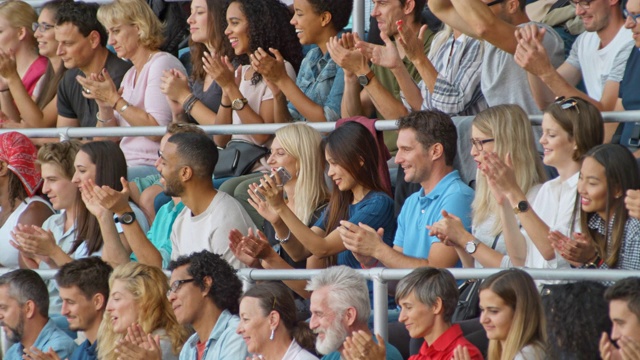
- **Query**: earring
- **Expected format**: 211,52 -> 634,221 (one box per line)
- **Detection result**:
269,328 -> 275,341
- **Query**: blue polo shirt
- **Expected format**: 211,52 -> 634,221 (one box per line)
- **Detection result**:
5,319 -> 77,359
70,339 -> 97,360
394,170 -> 474,259
179,309 -> 248,360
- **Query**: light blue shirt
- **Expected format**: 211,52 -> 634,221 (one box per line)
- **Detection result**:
394,170 -> 474,259
288,46 -> 344,122
130,200 -> 184,268
179,310 -> 248,360
6,319 -> 77,359
321,341 -> 403,360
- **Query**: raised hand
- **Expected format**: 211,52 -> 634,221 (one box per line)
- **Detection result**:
356,30 -> 402,71
397,21 -> 430,62
247,183 -> 280,225
514,24 -> 553,77
228,228 -> 260,267
426,210 -> 470,248
600,332 -> 622,360
339,220 -> 384,258
22,346 -> 62,360
250,47 -> 287,85
76,68 -> 120,108
327,33 -> 368,76
252,171 -> 287,211
10,223 -> 58,257
625,189 -> 640,220
161,69 -> 191,104
88,177 -> 131,215
549,230 -> 597,265
341,331 -> 386,360
0,49 -> 19,80
202,51 -> 236,89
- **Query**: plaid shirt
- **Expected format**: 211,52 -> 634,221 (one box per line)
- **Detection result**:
588,214 -> 640,270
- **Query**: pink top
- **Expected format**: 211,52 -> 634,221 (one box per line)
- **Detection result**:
117,52 -> 186,167
23,56 -> 48,97
232,63 -> 296,171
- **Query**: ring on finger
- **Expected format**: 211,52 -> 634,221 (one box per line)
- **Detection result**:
83,87 -> 91,94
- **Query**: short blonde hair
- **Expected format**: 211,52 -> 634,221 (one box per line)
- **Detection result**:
97,0 -> 164,50
0,0 -> 37,46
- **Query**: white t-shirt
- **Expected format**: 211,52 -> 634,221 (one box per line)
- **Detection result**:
0,197 -> 53,268
171,191 -> 255,269
565,26 -> 634,99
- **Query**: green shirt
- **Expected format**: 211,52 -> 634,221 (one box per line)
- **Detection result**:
372,29 -> 436,154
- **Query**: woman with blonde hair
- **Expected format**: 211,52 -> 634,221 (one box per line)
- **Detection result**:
97,262 -> 189,360
428,104 -> 546,268
77,0 -> 186,180
476,269 -> 547,360
0,0 -> 48,121
229,123 -> 329,297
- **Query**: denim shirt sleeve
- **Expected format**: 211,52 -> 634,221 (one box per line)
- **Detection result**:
288,48 -> 343,122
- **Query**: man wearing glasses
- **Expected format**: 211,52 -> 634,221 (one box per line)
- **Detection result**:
429,0 -> 564,115
168,251 -> 248,360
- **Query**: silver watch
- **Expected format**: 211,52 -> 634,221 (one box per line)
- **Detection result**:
465,239 -> 480,254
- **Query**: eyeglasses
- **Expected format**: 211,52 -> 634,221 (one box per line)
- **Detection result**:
470,138 -> 495,151
166,278 -> 195,297
624,9 -> 640,25
569,0 -> 594,9
554,96 -> 580,114
32,22 -> 54,33
486,0 -> 505,6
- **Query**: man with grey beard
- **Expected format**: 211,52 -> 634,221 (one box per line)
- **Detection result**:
0,269 -> 76,359
306,266 -> 403,359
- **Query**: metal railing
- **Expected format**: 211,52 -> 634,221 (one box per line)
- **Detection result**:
4,267 -> 638,342
3,110 -> 640,139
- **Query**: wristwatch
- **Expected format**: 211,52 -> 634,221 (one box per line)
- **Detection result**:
357,70 -> 375,86
465,239 -> 480,254
513,200 -> 529,214
231,97 -> 248,111
115,212 -> 136,225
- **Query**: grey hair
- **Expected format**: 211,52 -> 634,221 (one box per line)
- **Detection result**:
0,269 -> 49,318
306,266 -> 371,324
395,267 -> 458,323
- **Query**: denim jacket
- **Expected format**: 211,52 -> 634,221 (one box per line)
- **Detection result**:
288,46 -> 344,122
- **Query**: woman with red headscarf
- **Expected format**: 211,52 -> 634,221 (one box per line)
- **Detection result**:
0,132 -> 53,268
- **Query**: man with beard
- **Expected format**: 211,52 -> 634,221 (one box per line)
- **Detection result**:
514,0 -> 633,141
22,257 -> 112,360
87,123 -> 209,269
0,269 -> 76,359
164,132 -> 254,269
306,266 -> 403,360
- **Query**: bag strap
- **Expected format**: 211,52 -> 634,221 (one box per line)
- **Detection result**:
491,233 -> 501,250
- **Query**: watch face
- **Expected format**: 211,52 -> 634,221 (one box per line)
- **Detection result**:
232,98 -> 246,111
465,241 -> 477,254
358,75 -> 369,87
517,201 -> 529,212
120,213 -> 135,224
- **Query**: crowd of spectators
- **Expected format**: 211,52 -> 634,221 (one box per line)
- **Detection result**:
1,0 -> 640,358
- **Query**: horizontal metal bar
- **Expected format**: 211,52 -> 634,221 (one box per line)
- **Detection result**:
3,110 -> 640,139
6,267 -> 636,282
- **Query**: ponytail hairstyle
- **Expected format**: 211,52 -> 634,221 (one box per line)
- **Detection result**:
241,281 -> 315,352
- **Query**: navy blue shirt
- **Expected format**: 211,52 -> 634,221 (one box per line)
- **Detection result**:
617,48 -> 640,148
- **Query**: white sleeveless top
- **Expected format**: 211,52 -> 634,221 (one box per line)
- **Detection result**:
0,196 -> 53,268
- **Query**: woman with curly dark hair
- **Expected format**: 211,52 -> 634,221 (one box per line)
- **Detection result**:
541,281 -> 611,360
206,0 -> 303,223
252,0 -> 352,122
